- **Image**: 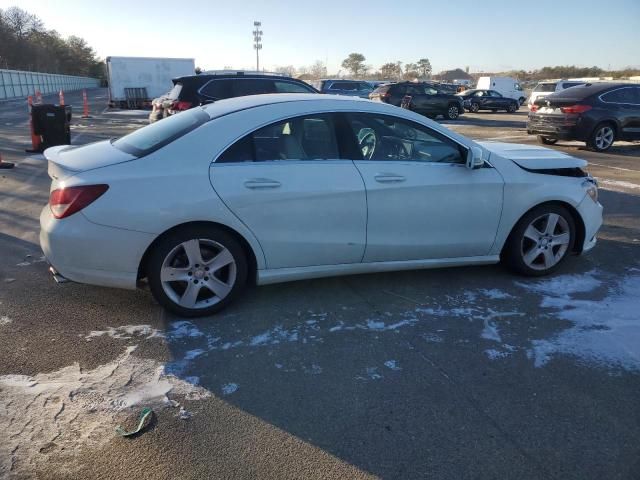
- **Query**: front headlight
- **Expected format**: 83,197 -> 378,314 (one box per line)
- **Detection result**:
583,179 -> 598,203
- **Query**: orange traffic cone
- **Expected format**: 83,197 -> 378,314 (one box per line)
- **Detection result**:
82,90 -> 91,118
0,152 -> 15,169
59,90 -> 65,106
25,95 -> 42,153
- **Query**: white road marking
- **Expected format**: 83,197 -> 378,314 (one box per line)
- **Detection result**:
589,162 -> 640,173
598,179 -> 640,191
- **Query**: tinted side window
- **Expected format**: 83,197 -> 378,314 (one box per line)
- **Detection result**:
274,81 -> 314,93
601,87 -> 636,104
199,80 -> 233,99
345,113 -> 465,164
217,136 -> 254,163
232,79 -> 276,96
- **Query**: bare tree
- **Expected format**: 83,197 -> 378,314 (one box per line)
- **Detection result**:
275,65 -> 296,77
309,60 -> 327,79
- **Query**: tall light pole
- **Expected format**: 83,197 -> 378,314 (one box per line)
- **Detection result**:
253,21 -> 263,72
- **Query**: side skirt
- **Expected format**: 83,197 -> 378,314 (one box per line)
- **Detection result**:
257,255 -> 501,286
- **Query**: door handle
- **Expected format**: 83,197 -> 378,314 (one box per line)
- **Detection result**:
374,174 -> 406,183
244,178 -> 282,189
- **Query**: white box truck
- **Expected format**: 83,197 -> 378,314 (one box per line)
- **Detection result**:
106,56 -> 195,108
476,76 -> 526,105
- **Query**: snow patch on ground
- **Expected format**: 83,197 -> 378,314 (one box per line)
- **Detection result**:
0,346 -> 210,475
479,289 -> 514,300
168,321 -> 205,338
221,383 -> 239,395
85,324 -> 164,340
0,315 -> 12,326
525,271 -> 640,371
516,270 -> 601,297
384,360 -> 401,371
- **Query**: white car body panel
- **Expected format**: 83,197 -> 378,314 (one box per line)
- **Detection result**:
40,94 -> 603,293
354,161 -> 504,261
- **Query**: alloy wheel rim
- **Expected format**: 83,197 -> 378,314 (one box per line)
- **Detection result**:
471,103 -> 479,112
161,238 -> 236,309
595,127 -> 614,150
449,106 -> 458,118
520,213 -> 571,271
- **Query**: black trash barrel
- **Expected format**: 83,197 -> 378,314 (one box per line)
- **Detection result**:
31,104 -> 72,150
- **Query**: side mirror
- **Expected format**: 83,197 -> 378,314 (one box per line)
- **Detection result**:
466,146 -> 484,169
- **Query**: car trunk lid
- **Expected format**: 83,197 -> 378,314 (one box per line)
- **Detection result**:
478,141 -> 587,170
45,140 -> 136,181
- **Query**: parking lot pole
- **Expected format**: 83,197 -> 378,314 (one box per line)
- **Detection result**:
25,95 -> 42,153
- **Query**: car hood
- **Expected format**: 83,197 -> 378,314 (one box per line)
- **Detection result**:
477,141 -> 587,169
45,140 -> 136,180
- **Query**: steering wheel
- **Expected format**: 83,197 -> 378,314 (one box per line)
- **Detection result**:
358,130 -> 377,160
381,137 -> 411,160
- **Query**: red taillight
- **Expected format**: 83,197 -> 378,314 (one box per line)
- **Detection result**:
530,104 -> 539,112
49,185 -> 109,219
560,104 -> 592,114
171,101 -> 192,111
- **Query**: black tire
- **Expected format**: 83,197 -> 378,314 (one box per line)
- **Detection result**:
537,135 -> 558,145
502,204 -> 576,277
445,104 -> 460,120
147,225 -> 248,317
469,102 -> 480,113
507,102 -> 517,113
519,97 -> 526,106
586,122 -> 616,152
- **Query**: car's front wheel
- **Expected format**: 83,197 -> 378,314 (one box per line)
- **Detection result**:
469,102 -> 480,113
503,205 -> 575,276
147,225 -> 248,317
446,104 -> 460,120
507,102 -> 517,113
587,123 -> 615,152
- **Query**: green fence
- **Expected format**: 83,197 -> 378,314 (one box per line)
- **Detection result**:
0,69 -> 99,100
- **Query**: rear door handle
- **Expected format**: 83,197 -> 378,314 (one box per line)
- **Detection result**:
244,178 -> 281,189
374,174 -> 406,183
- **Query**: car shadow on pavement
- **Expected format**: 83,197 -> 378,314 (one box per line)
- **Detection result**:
157,229 -> 640,478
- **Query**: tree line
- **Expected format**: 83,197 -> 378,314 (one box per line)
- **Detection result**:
0,6 -> 104,78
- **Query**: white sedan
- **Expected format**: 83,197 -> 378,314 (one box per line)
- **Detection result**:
40,94 -> 603,317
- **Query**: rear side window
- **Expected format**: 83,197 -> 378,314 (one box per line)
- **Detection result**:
274,80 -> 314,93
113,108 -> 209,157
561,82 -> 582,89
330,82 -> 356,91
232,79 -> 275,96
534,83 -> 557,92
199,80 -> 232,100
216,114 -> 339,163
373,85 -> 390,94
601,87 -> 637,104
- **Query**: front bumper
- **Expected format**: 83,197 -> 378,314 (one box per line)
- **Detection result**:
40,206 -> 155,290
575,194 -> 603,253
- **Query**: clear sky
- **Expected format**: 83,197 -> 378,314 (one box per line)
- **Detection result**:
2,0 -> 639,74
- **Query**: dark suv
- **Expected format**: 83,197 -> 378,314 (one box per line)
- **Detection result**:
527,82 -> 640,152
150,72 -> 318,122
369,82 -> 465,120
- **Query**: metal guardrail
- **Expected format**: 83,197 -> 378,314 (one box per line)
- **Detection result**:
0,69 -> 100,101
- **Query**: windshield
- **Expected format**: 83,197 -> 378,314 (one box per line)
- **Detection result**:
534,83 -> 557,92
113,108 -> 209,157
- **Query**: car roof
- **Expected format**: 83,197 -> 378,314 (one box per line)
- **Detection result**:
201,93 -> 371,119
549,82 -> 630,100
174,74 -> 302,83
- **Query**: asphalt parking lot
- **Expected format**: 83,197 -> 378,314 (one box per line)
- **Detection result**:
1,89 -> 639,479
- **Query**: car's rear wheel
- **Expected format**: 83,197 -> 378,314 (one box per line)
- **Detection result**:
507,102 -> 517,113
469,102 -> 480,113
446,104 -> 460,120
503,205 -> 575,276
587,123 -> 615,152
147,225 -> 248,317
537,135 -> 558,145
519,97 -> 526,106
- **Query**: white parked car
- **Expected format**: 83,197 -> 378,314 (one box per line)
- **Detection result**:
41,94 -> 603,317
528,80 -> 585,109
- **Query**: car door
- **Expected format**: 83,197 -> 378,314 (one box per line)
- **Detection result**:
342,112 -> 504,262
487,90 -> 505,108
210,113 -> 367,269
600,86 -> 640,140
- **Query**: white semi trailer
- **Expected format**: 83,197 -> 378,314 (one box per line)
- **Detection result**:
106,56 -> 195,108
